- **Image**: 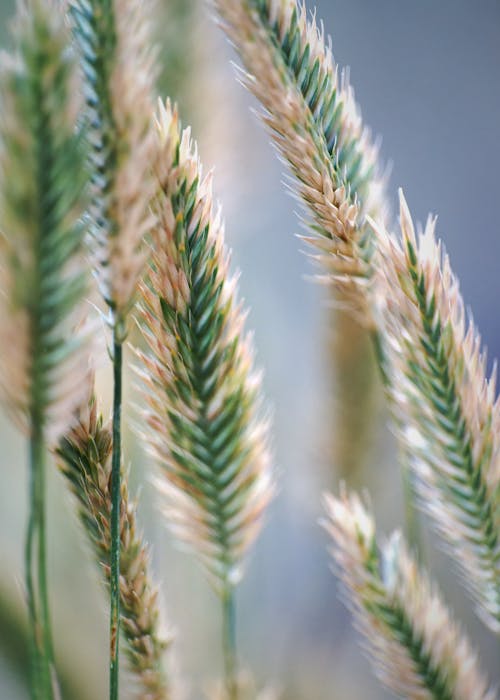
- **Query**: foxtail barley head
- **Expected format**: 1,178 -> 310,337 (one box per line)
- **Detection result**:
323,489 -> 496,700
135,100 -> 274,593
370,191 -> 500,633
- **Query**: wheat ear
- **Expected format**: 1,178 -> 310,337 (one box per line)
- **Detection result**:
369,191 -> 500,633
0,2 -> 91,695
69,0 -> 158,691
56,383 -> 171,700
323,489 -> 496,700
135,100 -> 274,697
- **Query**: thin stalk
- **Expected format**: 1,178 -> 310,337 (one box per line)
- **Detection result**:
109,327 -> 123,700
26,439 -> 41,700
28,420 -> 54,700
37,435 -> 55,677
222,586 -> 237,700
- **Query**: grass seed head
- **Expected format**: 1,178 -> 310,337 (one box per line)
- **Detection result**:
323,488 -> 496,700
135,100 -> 274,593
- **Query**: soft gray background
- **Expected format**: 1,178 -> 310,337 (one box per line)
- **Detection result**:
0,0 -> 499,698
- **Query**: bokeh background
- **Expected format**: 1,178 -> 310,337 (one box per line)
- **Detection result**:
1,0 -> 500,697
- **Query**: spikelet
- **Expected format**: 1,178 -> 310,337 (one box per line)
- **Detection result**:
70,0 -> 157,329
0,0 -> 90,445
370,191 -> 500,632
213,0 -> 388,323
323,489 -> 496,700
135,100 -> 274,592
56,382 -> 171,699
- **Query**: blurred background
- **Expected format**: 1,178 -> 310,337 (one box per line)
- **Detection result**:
1,0 -> 500,697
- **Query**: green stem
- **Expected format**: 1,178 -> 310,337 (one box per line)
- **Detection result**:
371,330 -> 422,557
26,439 -> 41,700
37,438 -> 55,676
27,421 -> 54,700
109,327 -> 123,700
222,586 -> 238,700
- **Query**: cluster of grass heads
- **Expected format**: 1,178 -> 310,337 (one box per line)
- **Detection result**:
0,0 -> 498,699
215,0 -> 499,696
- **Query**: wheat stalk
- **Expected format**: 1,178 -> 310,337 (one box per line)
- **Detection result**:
369,190 -> 500,633
0,2 -> 91,695
135,100 -> 274,697
56,382 -> 172,700
69,0 -> 159,691
323,489 -> 497,700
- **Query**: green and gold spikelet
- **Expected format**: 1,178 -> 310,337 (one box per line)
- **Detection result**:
371,191 -> 500,633
135,100 -> 274,698
324,489 -> 496,700
213,0 -> 388,320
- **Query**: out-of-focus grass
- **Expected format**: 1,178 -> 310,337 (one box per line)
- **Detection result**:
0,2 -> 14,46
0,583 -> 93,700
327,306 -> 381,487
157,0 -> 195,109
0,1 -> 499,699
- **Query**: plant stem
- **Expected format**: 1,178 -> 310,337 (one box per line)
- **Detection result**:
27,420 -> 54,700
109,326 -> 123,700
26,440 -> 41,700
222,586 -> 238,700
37,433 -> 55,686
